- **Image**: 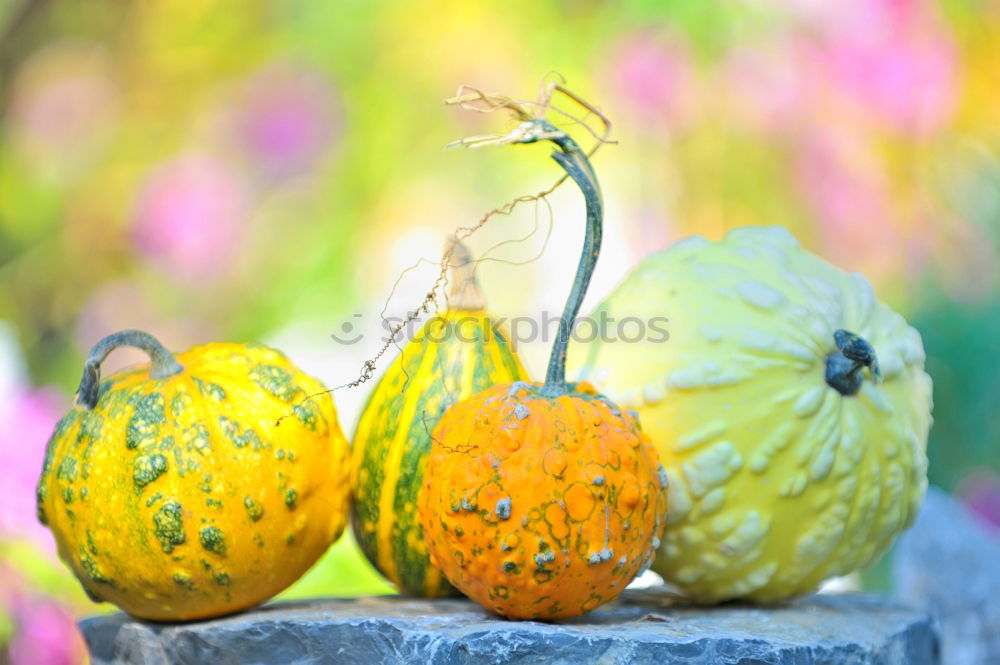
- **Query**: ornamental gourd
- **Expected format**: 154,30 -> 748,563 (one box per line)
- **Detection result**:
571,226 -> 933,603
418,118 -> 668,620
36,330 -> 350,620
351,241 -> 528,597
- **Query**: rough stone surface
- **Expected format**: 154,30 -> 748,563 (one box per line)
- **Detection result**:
81,590 -> 936,665
894,486 -> 1000,665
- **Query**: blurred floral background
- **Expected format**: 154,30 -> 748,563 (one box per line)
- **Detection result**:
2,0 -> 1000,661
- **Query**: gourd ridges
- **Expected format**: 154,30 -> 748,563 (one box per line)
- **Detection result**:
352,312 -> 525,596
580,228 -> 931,601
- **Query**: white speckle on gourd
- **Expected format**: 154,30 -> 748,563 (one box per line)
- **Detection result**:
748,453 -> 770,474
682,442 -> 740,497
785,303 -> 812,323
513,404 -> 529,420
679,526 -> 706,547
699,487 -> 726,516
699,551 -> 728,572
881,462 -> 907,528
697,325 -> 724,343
804,275 -> 840,304
860,384 -> 895,415
695,262 -> 747,282
780,472 -> 808,498
709,513 -> 739,540
901,334 -> 925,364
904,427 -> 921,458
808,433 -> 838,482
878,349 -> 904,379
664,469 -> 693,524
733,353 -> 784,372
838,410 -> 863,465
780,341 -> 821,363
745,562 -> 778,589
642,381 -> 667,406
736,280 -> 787,310
748,422 -> 796,474
666,367 -> 706,391
800,406 -> 838,474
718,510 -> 769,559
617,388 -> 640,409
788,501 -> 850,583
670,235 -> 712,253
675,419 -> 727,453
847,272 -> 876,319
772,388 -> 800,405
705,370 -> 750,387
674,566 -> 703,584
793,387 -> 827,418
740,329 -> 777,351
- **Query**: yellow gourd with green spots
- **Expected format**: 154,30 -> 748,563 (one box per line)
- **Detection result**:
36,330 -> 350,620
571,226 -> 933,603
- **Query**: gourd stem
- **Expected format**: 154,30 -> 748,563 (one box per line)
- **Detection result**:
446,239 -> 486,311
514,121 -> 602,397
824,329 -> 880,396
76,329 -> 183,410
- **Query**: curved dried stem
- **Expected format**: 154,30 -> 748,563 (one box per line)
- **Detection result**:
278,79 -> 614,423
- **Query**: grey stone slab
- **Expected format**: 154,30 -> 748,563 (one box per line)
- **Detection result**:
894,485 -> 1000,665
81,590 -> 936,665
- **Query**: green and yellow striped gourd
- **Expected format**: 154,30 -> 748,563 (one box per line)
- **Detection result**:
350,242 -> 528,597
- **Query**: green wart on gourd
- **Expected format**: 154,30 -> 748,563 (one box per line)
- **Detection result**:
193,377 -> 226,402
199,525 -> 226,555
218,416 -> 265,450
80,547 -> 111,585
244,496 -> 264,522
125,392 -> 166,450
133,454 -> 168,489
153,501 -> 186,554
173,571 -> 195,590
249,364 -> 297,401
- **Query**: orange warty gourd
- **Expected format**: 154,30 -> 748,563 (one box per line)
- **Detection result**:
418,116 -> 669,620
36,330 -> 350,620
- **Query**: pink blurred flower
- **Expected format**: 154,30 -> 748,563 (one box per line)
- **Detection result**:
783,0 -> 957,133
132,153 -> 247,277
605,32 -> 693,126
724,41 -> 807,133
793,134 -> 905,278
2,569 -> 84,665
5,41 -> 119,181
958,471 -> 1000,532
823,28 -> 956,133
0,387 -> 65,555
237,65 -> 339,178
